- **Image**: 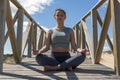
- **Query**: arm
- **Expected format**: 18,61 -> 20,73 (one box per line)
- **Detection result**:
70,28 -> 88,53
70,28 -> 78,51
33,30 -> 51,55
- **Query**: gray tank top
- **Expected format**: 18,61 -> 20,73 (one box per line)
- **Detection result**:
51,27 -> 71,49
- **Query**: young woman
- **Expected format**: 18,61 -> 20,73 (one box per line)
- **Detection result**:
33,8 -> 89,71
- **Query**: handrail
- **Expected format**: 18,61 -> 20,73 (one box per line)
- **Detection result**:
0,0 -> 46,72
72,0 -> 120,76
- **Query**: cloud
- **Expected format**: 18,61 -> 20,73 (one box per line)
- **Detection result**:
17,0 -> 53,14
10,0 -> 53,17
9,0 -> 52,32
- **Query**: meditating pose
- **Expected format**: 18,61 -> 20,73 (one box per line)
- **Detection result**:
33,8 -> 89,71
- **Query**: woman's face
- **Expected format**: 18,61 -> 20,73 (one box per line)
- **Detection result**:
54,10 -> 66,23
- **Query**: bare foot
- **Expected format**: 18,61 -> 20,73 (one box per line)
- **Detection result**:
44,65 -> 60,71
67,67 -> 73,71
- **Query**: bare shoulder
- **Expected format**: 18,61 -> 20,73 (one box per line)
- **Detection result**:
69,28 -> 74,34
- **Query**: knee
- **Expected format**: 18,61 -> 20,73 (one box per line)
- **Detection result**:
78,53 -> 86,62
35,54 -> 43,64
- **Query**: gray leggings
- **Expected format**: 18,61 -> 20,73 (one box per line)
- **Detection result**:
36,52 -> 86,69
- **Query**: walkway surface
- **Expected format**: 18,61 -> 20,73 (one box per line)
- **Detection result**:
0,55 -> 120,80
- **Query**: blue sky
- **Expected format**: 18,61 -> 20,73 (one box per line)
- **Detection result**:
5,0 -> 111,54
31,0 -> 98,29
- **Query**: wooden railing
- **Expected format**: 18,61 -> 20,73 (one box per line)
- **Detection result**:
0,0 -> 120,76
0,0 -> 46,72
73,0 -> 120,76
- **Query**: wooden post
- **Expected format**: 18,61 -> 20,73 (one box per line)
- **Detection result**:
17,9 -> 24,61
0,0 -> 7,72
110,0 -> 120,76
96,11 -> 113,51
22,21 -> 32,54
32,24 -> 37,49
95,1 -> 111,63
34,26 -> 37,49
81,20 -> 94,63
91,10 -> 98,62
78,24 -> 81,48
27,24 -> 33,57
38,30 -> 44,49
6,0 -> 20,63
77,24 -> 81,48
80,25 -> 85,49
76,25 -> 79,47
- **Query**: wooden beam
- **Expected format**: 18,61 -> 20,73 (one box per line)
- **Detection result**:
95,1 -> 111,63
6,0 -> 20,63
80,25 -> 85,49
81,20 -> 94,63
91,10 -> 98,60
22,21 -> 33,54
17,9 -> 24,61
0,0 -> 7,72
27,24 -> 33,58
97,11 -> 113,52
32,24 -> 37,49
38,30 -> 44,49
77,24 -> 81,48
74,25 -> 78,48
4,10 -> 19,45
110,0 -> 120,76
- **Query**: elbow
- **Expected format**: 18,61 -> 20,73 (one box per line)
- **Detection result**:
71,45 -> 78,51
45,45 -> 50,50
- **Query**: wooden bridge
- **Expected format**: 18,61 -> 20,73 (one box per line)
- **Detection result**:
0,0 -> 120,79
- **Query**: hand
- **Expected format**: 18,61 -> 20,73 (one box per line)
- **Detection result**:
77,48 -> 89,53
32,49 -> 40,55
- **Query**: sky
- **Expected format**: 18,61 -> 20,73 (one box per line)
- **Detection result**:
4,0 -> 111,54
26,0 -> 98,29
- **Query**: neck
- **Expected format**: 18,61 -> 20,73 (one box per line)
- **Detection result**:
57,22 -> 64,27
56,25 -> 64,29
57,21 -> 64,27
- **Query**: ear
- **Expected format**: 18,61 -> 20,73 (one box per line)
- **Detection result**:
64,16 -> 66,20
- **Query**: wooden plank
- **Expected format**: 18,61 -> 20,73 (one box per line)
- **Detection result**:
110,0 -> 120,76
95,1 -> 111,64
91,10 -> 98,61
32,24 -> 37,49
81,20 -> 94,63
100,52 -> 114,69
1,58 -> 120,80
4,10 -> 19,45
75,25 -> 79,47
22,21 -> 33,54
80,25 -> 85,49
77,24 -> 81,48
17,9 -> 24,61
97,11 -> 113,51
6,0 -> 19,63
27,24 -> 33,57
0,0 -> 7,72
34,25 -> 37,49
38,30 -> 44,49
42,33 -> 46,46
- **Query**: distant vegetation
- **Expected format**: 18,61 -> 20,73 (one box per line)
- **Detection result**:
3,54 -> 27,64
